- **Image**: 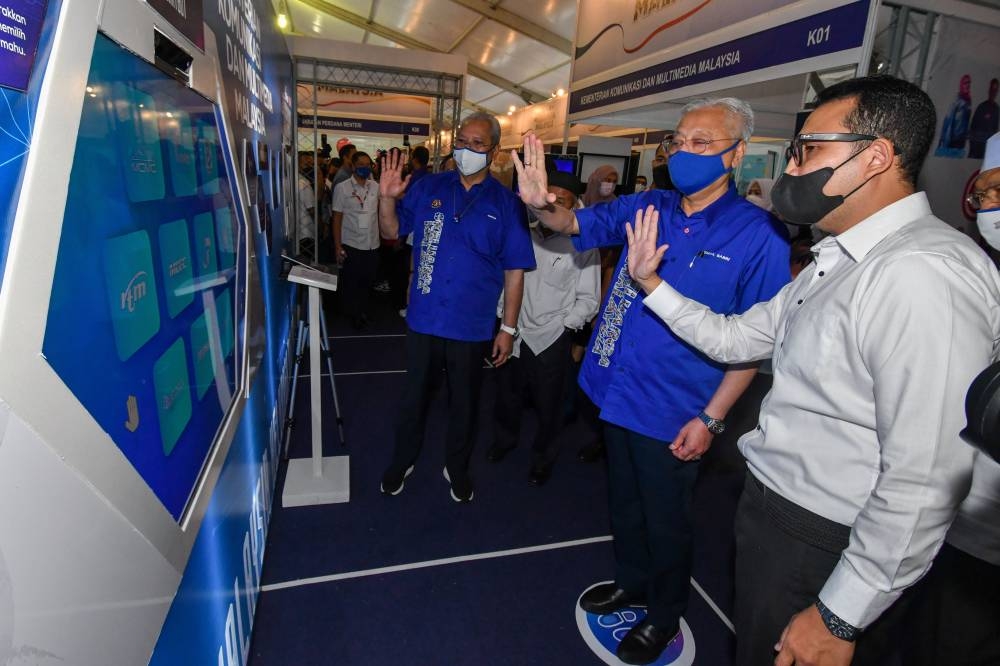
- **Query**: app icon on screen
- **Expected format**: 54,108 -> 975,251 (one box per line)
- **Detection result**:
193,212 -> 218,276
216,206 -> 236,270
163,109 -> 197,197
153,338 -> 192,455
190,313 -> 215,400
103,230 -> 160,361
113,82 -> 166,202
158,218 -> 195,318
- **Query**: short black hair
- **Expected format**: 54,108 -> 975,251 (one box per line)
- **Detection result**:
352,151 -> 372,165
338,143 -> 356,160
412,146 -> 430,167
815,75 -> 936,186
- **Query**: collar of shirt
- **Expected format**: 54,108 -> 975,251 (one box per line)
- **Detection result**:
672,184 -> 741,227
533,225 -> 566,242
446,169 -> 494,193
827,191 -> 932,263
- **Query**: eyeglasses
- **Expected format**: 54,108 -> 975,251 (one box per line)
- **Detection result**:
785,133 -> 878,166
967,184 -> 1000,210
663,135 -> 742,155
454,136 -> 493,152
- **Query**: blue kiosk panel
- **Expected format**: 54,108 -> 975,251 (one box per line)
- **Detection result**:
43,33 -> 245,521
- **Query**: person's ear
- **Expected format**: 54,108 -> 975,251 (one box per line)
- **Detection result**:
730,140 -> 746,169
863,138 -> 896,179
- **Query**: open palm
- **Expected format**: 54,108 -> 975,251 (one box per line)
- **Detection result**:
626,205 -> 668,282
379,150 -> 410,199
511,133 -> 555,209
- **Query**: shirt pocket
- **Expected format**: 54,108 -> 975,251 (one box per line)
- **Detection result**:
461,214 -> 501,259
777,307 -> 841,381
542,255 -> 576,291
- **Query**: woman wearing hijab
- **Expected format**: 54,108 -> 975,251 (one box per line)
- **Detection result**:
745,177 -> 774,211
582,165 -> 619,207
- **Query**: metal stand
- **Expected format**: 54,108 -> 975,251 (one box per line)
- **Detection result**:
282,266 -> 349,507
283,308 -> 344,459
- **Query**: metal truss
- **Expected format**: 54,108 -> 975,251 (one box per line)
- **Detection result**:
293,57 -> 464,251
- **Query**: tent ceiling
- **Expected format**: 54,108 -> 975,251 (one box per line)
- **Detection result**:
284,0 -> 1000,125
284,0 -> 575,116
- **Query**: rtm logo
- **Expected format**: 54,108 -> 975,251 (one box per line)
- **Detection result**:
121,271 -> 149,312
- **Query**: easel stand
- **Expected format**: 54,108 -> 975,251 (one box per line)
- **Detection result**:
282,265 -> 349,507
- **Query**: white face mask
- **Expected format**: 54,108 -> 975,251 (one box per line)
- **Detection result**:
746,194 -> 768,210
599,181 -> 615,196
453,147 -> 490,176
977,207 -> 1000,249
634,184 -> 646,193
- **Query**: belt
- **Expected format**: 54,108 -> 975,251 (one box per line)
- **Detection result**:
745,471 -> 851,554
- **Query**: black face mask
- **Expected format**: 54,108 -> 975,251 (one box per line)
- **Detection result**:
651,163 -> 673,190
771,148 -> 872,226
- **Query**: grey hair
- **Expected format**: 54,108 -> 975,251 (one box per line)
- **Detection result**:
460,111 -> 501,147
680,97 -> 754,143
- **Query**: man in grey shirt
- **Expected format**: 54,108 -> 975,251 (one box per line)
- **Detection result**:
626,76 -> 1000,665
488,170 -> 600,485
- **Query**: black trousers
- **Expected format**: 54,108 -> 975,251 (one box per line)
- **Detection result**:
901,542 -> 1000,666
493,331 -> 572,465
389,329 -> 487,482
734,471 -> 910,666
390,244 -> 411,309
340,246 -> 379,319
604,423 -> 700,629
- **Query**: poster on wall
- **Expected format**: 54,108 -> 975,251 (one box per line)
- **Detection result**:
0,0 -> 49,92
0,0 -> 58,295
569,0 -> 876,120
920,16 -> 1000,232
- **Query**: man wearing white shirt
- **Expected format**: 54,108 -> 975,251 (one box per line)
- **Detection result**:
488,171 -> 600,484
624,76 -> 1000,666
333,151 -> 380,328
296,151 -> 317,259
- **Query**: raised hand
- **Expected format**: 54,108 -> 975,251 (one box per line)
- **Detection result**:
379,149 -> 411,200
625,205 -> 668,291
511,133 -> 556,209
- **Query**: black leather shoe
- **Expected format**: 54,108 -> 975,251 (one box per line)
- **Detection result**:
528,462 -> 552,486
486,445 -> 515,463
579,582 -> 646,615
617,620 -> 680,665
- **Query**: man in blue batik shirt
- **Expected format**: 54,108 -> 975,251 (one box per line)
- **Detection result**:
378,112 -> 536,503
515,98 -> 790,665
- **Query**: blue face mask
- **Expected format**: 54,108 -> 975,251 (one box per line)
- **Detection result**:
667,140 -> 741,195
354,166 -> 371,179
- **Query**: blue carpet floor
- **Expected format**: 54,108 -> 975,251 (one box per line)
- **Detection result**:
248,293 -> 764,665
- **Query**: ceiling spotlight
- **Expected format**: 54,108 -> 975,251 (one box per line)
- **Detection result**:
556,88 -> 565,96
277,0 -> 290,30
508,105 -> 516,113
507,111 -> 513,116
85,86 -> 94,93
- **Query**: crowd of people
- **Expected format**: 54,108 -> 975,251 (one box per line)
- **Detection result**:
294,75 -> 1000,666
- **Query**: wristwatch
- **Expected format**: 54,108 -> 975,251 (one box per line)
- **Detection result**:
697,411 -> 726,434
815,600 -> 860,642
499,323 -> 518,336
